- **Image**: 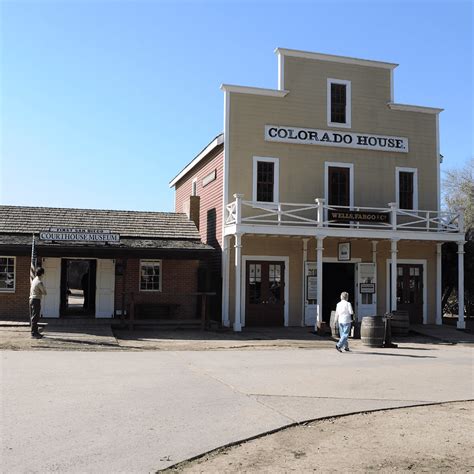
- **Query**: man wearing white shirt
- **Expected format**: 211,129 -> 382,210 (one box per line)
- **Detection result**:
335,291 -> 354,352
29,267 -> 47,338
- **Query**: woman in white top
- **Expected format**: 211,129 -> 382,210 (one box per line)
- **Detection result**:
335,291 -> 354,352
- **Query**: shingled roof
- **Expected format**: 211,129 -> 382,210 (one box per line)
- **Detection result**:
0,205 -> 201,240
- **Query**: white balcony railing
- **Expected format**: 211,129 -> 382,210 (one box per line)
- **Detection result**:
225,195 -> 463,234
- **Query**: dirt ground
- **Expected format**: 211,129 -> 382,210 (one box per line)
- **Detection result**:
166,402 -> 474,473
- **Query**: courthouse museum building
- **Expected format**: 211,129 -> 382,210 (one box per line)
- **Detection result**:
0,206 -> 212,321
170,48 -> 467,331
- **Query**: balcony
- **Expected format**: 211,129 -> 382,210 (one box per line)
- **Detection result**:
225,195 -> 463,238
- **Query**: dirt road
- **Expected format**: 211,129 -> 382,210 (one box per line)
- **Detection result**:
168,401 -> 473,473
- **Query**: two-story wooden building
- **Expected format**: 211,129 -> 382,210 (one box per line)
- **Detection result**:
171,48 -> 466,331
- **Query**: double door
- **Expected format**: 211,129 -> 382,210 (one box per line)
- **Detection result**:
396,264 -> 423,324
246,261 -> 285,326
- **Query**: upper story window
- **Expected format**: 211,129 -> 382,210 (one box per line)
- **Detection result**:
0,257 -> 15,292
252,156 -> 279,203
139,260 -> 162,292
325,162 -> 354,207
396,167 -> 418,210
327,79 -> 351,128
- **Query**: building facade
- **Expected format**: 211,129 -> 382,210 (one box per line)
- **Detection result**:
0,206 -> 212,321
171,48 -> 466,331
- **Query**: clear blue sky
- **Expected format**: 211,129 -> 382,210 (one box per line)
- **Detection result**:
1,0 -> 472,212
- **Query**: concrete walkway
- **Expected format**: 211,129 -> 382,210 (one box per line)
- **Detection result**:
2,341 -> 473,473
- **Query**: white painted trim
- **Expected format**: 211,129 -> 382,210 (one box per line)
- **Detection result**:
390,69 -> 394,102
387,103 -> 443,114
277,52 -> 285,90
225,223 -> 465,242
241,255 -> 290,327
191,178 -> 197,196
324,161 -> 354,208
301,238 -> 308,327
436,243 -> 442,325
139,259 -> 162,292
385,258 -> 427,324
252,156 -> 280,204
327,78 -> 352,128
0,255 -> 16,293
275,48 -> 398,70
323,257 -> 362,263
436,114 -> 440,212
220,84 -> 289,97
169,134 -> 224,188
396,167 -> 418,210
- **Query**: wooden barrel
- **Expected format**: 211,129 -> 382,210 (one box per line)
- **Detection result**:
329,310 -> 339,337
390,310 -> 410,336
361,316 -> 385,347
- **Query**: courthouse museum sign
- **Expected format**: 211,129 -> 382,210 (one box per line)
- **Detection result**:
39,228 -> 120,242
265,125 -> 409,153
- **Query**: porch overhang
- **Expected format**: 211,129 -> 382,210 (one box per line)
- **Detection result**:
224,224 -> 465,243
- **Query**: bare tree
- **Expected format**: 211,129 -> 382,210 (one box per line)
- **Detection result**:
443,158 -> 474,231
441,158 -> 473,318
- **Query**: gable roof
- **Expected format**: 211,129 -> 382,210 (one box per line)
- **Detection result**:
169,133 -> 223,188
0,205 -> 201,240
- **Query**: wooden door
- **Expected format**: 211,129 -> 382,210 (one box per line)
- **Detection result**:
396,264 -> 423,324
246,261 -> 285,327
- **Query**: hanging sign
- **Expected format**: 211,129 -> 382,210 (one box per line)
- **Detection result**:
39,228 -> 120,242
328,209 -> 390,223
265,125 -> 409,153
360,283 -> 376,294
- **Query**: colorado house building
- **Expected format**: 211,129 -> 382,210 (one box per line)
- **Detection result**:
170,48 -> 467,331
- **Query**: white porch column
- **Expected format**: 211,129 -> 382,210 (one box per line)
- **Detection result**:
371,241 -> 378,263
315,236 -> 325,329
436,243 -> 443,325
457,240 -> 466,329
301,238 -> 309,327
233,233 -> 243,332
390,239 -> 398,312
221,235 -> 231,327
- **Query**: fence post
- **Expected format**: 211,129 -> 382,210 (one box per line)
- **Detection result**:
388,202 -> 397,231
315,198 -> 325,227
234,193 -> 243,226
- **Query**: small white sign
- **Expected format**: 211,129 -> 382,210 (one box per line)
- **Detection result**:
265,125 -> 409,153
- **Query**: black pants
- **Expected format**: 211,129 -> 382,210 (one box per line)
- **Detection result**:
29,298 -> 41,335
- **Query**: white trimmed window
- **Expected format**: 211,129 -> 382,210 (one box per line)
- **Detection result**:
0,257 -> 15,292
252,156 -> 279,203
327,78 -> 351,128
139,260 -> 162,291
396,167 -> 418,210
191,178 -> 197,196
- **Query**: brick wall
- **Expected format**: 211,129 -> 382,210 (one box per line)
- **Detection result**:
0,256 -> 31,320
114,258 -> 200,319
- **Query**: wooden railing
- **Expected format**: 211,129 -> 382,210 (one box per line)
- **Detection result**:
225,195 -> 463,233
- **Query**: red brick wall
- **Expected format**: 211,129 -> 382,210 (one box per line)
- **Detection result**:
0,256 -> 31,320
114,258 -> 199,319
0,256 -> 199,321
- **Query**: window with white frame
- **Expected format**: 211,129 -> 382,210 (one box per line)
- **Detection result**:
327,78 -> 351,128
252,156 -> 279,203
191,178 -> 197,196
0,257 -> 15,292
396,167 -> 418,210
139,260 -> 162,291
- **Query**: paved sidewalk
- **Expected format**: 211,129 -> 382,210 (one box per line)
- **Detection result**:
411,323 -> 474,344
2,342 -> 473,473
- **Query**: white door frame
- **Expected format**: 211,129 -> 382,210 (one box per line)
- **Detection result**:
241,255 -> 290,327
385,258 -> 427,324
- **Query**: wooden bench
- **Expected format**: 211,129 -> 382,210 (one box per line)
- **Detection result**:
135,303 -> 180,319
